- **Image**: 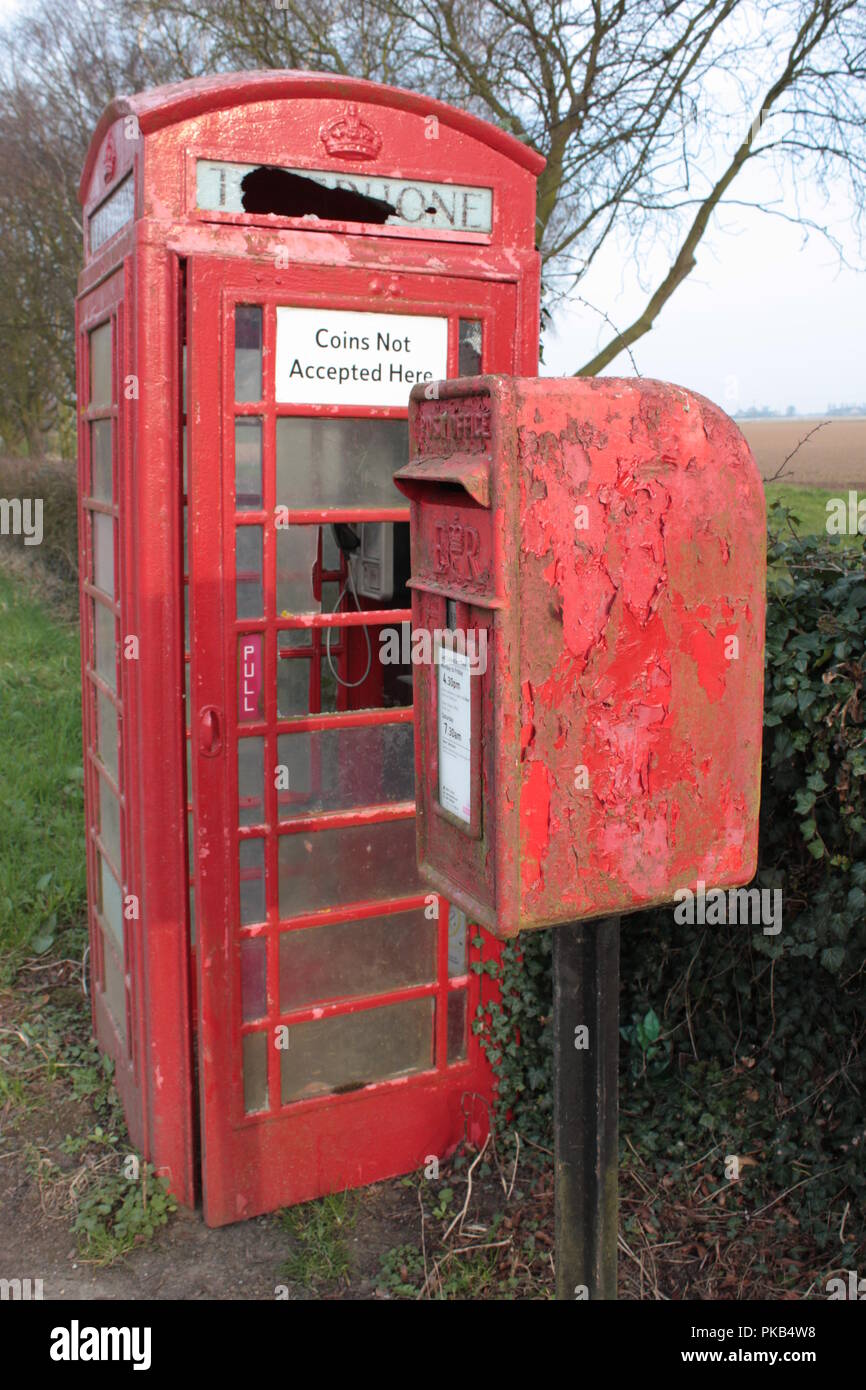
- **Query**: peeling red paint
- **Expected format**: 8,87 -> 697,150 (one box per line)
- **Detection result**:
403,376 -> 766,936
520,679 -> 536,753
521,760 -> 551,892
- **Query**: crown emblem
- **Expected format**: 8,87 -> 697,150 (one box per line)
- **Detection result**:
319,103 -> 383,161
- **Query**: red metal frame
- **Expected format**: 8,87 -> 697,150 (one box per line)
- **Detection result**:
188,258 -> 519,1224
77,277 -> 133,1098
76,72 -> 543,1222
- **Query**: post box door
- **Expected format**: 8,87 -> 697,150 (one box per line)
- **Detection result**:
186,256 -> 516,1225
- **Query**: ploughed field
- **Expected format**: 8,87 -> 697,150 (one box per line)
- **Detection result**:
740,416 -> 866,488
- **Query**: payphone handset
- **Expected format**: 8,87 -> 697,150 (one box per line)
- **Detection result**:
331,522 -> 395,601
325,521 -> 410,695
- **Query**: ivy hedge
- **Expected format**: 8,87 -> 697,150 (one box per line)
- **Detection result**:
477,505 -> 865,1259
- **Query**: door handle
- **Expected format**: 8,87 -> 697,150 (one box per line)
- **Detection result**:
199,706 -> 222,757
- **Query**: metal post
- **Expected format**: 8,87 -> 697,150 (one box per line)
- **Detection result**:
553,915 -> 620,1300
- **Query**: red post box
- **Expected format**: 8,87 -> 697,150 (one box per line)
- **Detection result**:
396,375 -> 766,937
76,72 -> 544,1224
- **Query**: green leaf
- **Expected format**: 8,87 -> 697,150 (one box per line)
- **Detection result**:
641,1008 -> 661,1045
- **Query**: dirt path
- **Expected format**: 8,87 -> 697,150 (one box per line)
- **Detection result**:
0,1088 -> 424,1301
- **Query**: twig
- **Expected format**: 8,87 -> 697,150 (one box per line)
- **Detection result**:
768,420 -> 832,482
572,295 -> 642,378
442,1134 -> 489,1243
748,1164 -> 846,1220
417,1239 -> 513,1298
505,1131 -> 520,1202
418,1184 -> 428,1292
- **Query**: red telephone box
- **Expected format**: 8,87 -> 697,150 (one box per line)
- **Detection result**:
76,72 -> 543,1224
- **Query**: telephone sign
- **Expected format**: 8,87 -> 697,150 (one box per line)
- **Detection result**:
197,160 -> 495,233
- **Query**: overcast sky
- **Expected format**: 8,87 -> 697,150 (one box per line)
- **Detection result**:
542,170 -> 866,418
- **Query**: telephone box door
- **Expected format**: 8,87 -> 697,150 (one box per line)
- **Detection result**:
187,256 -> 517,1225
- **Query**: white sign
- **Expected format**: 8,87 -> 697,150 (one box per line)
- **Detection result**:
275,307 -> 447,407
438,647 -> 472,824
197,160 -> 493,233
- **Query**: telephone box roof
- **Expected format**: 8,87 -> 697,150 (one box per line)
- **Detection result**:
79,69 -> 546,204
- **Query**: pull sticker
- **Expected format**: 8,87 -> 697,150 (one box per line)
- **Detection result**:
239,635 -> 263,722
438,647 -> 472,823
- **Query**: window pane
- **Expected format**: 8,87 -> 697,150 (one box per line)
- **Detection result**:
277,646 -> 370,719
276,524 -> 318,614
89,322 -> 112,407
239,838 -> 266,925
238,736 -> 265,826
241,937 -> 267,1022
458,318 -> 482,376
235,418 -> 263,510
99,780 -> 122,868
279,628 -> 312,651
322,524 -> 341,572
319,652 -> 342,714
236,526 -> 263,618
447,990 -> 468,1063
242,1031 -> 269,1113
99,854 -> 123,948
235,306 -> 262,403
277,649 -> 313,718
279,908 -> 436,1011
278,819 -> 421,918
276,722 -> 414,818
447,905 -> 467,976
93,601 -> 116,691
96,690 -> 119,783
92,512 -> 114,597
101,935 -> 127,1045
320,579 -> 342,614
90,419 -> 112,501
276,418 -> 408,509
280,997 -> 433,1104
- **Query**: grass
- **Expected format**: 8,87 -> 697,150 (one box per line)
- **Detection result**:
2,988 -> 177,1265
0,565 -> 176,1265
0,567 -> 86,976
376,1239 -> 509,1299
278,1192 -> 358,1288
764,482 -> 864,547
